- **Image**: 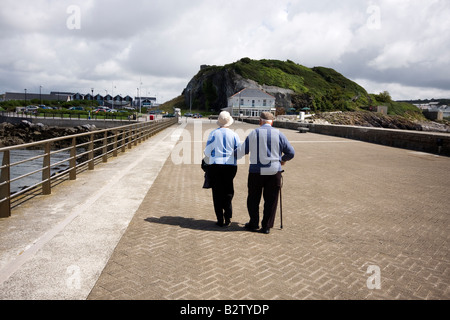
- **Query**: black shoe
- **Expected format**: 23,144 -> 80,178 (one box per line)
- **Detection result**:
244,223 -> 259,232
216,221 -> 224,227
259,228 -> 270,234
224,220 -> 231,227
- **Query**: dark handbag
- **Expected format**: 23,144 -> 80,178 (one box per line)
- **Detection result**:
201,158 -> 210,172
202,172 -> 211,189
201,157 -> 211,189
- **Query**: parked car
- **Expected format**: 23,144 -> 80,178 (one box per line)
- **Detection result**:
163,113 -> 175,118
193,113 -> 203,118
184,113 -> 194,117
94,108 -> 109,113
68,107 -> 84,111
25,106 -> 39,114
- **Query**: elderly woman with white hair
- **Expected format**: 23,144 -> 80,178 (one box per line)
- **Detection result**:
204,111 -> 240,227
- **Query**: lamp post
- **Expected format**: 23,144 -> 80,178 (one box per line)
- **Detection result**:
238,91 -> 241,122
111,84 -> 115,110
24,89 -> 27,105
137,87 -> 141,115
139,79 -> 142,115
189,89 -> 192,114
91,88 -> 94,117
39,85 -> 42,106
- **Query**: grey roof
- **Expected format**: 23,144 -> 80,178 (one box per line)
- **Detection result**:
4,92 -> 70,101
230,88 -> 275,99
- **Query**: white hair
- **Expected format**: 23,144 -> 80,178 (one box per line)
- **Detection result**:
260,119 -> 273,125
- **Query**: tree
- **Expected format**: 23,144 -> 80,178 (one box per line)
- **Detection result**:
376,91 -> 392,103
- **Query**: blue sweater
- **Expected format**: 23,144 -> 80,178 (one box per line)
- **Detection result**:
204,128 -> 241,165
239,124 -> 295,175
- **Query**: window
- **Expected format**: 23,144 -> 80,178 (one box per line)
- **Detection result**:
252,100 -> 255,107
263,100 -> 267,106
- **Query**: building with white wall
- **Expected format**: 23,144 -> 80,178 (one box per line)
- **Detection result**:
228,88 -> 276,117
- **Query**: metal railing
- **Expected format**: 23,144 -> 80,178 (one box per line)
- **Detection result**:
0,110 -> 141,123
0,118 -> 178,218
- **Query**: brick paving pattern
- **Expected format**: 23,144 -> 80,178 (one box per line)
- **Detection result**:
88,120 -> 450,300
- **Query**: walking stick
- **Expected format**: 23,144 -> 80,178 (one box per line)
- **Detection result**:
280,170 -> 284,229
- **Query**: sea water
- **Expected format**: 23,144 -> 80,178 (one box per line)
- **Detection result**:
1,149 -> 71,194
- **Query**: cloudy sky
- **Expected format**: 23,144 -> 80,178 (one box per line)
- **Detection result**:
1,0 -> 449,102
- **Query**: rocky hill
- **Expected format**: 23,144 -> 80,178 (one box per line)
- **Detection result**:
175,58 -> 423,118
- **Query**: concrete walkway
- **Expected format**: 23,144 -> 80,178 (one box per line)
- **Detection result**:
1,119 -> 449,300
0,121 -> 186,299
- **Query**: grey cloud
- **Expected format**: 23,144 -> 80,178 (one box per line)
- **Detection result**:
0,0 -> 449,101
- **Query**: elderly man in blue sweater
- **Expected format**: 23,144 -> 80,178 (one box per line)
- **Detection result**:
238,112 -> 295,234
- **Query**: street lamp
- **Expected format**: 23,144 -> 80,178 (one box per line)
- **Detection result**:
238,92 -> 241,122
137,87 -> 141,114
189,89 -> 192,114
139,79 -> 142,115
111,84 -> 116,109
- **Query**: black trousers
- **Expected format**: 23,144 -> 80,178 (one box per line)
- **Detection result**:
247,171 -> 282,229
208,165 -> 238,224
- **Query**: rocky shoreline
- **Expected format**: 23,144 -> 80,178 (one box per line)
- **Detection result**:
308,111 -> 450,133
0,120 -> 98,148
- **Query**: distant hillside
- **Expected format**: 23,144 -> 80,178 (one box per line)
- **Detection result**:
164,58 -> 423,118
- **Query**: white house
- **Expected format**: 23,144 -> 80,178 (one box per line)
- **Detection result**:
227,88 -> 276,117
414,102 -> 450,119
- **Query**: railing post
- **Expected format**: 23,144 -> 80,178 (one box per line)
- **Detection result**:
121,130 -> 126,153
42,142 -> 51,195
88,133 -> 94,170
134,124 -> 141,146
140,123 -> 145,141
113,130 -> 118,157
139,123 -> 144,143
69,137 -> 77,180
145,122 -> 151,140
149,122 -> 155,137
0,150 -> 11,218
102,131 -> 108,163
128,127 -> 132,149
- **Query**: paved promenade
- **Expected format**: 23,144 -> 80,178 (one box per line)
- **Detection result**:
1,119 -> 449,301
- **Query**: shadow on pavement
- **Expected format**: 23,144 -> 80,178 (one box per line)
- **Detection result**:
144,216 -> 244,232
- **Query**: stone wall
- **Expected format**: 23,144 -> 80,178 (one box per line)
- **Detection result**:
243,118 -> 450,156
